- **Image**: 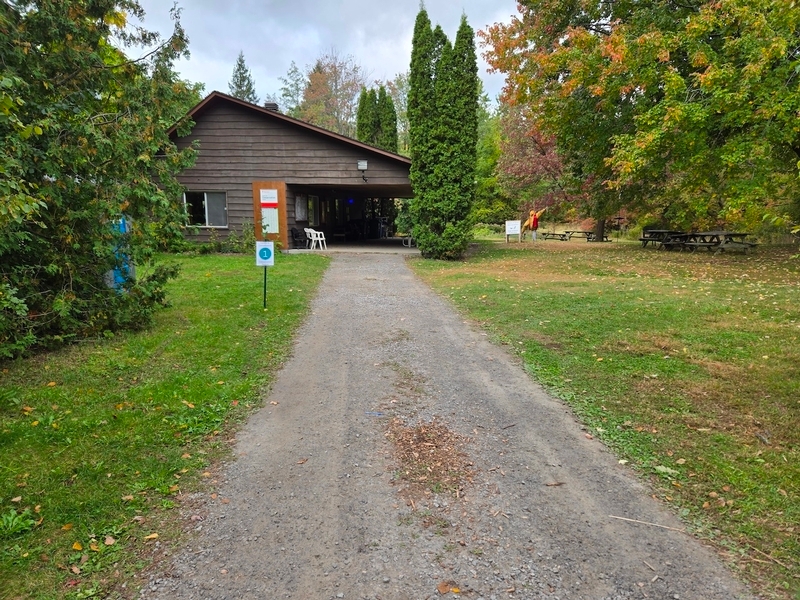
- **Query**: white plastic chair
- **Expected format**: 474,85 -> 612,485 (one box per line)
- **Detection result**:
305,228 -> 327,250
312,229 -> 327,250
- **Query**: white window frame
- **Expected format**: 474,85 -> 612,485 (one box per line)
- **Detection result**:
183,191 -> 228,228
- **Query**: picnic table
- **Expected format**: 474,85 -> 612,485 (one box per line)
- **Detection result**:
659,231 -> 690,251
564,230 -> 593,241
639,230 -> 684,248
564,230 -> 610,242
683,231 -> 756,254
542,231 -> 569,241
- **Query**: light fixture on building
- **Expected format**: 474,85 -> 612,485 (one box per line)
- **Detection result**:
358,160 -> 368,182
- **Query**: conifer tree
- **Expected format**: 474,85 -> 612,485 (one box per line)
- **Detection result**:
356,88 -> 379,144
356,88 -> 370,141
278,61 -> 305,117
408,9 -> 479,259
357,86 -> 398,153
408,8 -> 436,243
449,15 -> 479,234
228,51 -> 259,104
377,86 -> 398,153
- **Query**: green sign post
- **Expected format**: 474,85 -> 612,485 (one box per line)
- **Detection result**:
255,241 -> 275,308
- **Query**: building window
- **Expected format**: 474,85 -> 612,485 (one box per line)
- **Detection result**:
295,193 -> 308,221
184,192 -> 228,227
308,195 -> 320,226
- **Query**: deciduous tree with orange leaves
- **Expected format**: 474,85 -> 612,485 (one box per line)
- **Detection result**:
481,0 -> 800,232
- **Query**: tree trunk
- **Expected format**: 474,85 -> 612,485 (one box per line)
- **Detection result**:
593,219 -> 605,242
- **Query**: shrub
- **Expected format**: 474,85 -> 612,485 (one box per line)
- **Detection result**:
0,3 -> 196,359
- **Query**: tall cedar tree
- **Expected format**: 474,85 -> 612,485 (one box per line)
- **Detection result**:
408,9 -> 435,224
409,11 -> 478,259
356,88 -> 379,144
228,51 -> 260,104
376,86 -> 398,153
356,86 -> 398,153
0,2 -> 197,358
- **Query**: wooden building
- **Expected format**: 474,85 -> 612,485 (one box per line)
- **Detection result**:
170,91 -> 413,249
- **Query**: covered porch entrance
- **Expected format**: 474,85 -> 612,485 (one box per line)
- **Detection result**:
289,183 -> 412,248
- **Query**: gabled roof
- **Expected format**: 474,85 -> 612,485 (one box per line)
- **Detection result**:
170,91 -> 411,166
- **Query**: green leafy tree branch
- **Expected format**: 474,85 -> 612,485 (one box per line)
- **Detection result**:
0,2 -> 198,358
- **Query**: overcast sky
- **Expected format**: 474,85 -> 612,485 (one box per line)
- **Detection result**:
134,1 -> 518,105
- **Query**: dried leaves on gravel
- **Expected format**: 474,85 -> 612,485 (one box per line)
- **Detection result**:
385,416 -> 474,499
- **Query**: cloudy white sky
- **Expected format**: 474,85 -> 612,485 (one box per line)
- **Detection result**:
135,1 -> 518,105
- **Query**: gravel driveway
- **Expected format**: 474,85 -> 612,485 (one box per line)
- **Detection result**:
141,253 -> 753,600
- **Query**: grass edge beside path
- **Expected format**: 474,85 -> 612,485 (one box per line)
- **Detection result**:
409,240 -> 799,600
0,253 -> 329,600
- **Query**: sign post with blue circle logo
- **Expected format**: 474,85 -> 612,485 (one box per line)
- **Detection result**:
255,241 -> 275,308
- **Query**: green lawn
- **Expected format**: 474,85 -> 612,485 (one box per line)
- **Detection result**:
0,252 -> 328,599
2,242 -> 798,598
410,240 -> 800,599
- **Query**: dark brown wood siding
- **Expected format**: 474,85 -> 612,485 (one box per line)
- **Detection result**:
174,102 -> 411,240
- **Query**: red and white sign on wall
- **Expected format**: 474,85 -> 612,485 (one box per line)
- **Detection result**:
260,189 -> 279,234
260,188 -> 279,208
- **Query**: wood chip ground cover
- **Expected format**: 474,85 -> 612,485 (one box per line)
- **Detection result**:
386,416 -> 474,499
